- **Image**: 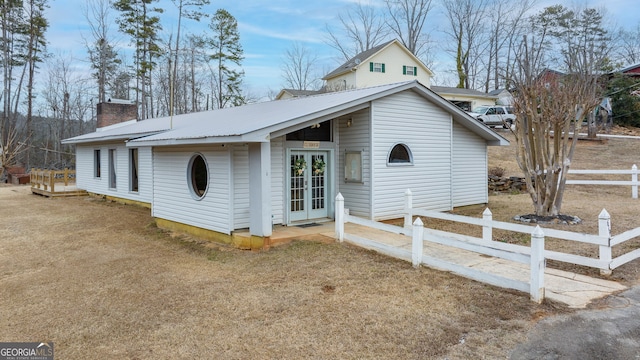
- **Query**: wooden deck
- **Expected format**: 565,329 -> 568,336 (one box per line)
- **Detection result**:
30,168 -> 87,197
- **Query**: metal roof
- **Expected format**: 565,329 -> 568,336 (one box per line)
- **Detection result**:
63,81 -> 508,147
431,86 -> 498,99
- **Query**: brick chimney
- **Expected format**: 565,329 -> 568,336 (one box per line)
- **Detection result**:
96,99 -> 137,128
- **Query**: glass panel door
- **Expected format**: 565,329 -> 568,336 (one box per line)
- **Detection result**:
289,152 -> 307,222
289,151 -> 328,222
308,153 -> 327,219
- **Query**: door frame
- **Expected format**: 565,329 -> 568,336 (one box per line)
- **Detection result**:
285,148 -> 334,225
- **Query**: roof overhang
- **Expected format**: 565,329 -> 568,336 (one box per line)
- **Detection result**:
61,130 -> 166,145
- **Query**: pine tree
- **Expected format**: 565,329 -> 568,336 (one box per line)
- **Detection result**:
208,9 -> 244,109
113,0 -> 163,119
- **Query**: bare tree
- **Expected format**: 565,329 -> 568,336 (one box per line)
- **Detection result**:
83,0 -> 119,103
617,22 -> 640,65
1,0 -> 24,151
385,0 -> 434,59
511,7 -> 605,217
325,1 -> 389,62
482,0 -> 535,92
441,0 -> 488,89
169,0 -> 209,116
281,42 -> 321,91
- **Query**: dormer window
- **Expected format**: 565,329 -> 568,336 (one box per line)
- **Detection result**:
403,65 -> 417,76
370,62 -> 385,73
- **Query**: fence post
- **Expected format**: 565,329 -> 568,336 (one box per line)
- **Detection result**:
632,164 -> 638,199
64,168 -> 69,186
335,193 -> 344,242
412,217 -> 424,268
404,189 -> 413,231
530,225 -> 545,303
598,209 -> 612,276
482,208 -> 493,242
49,170 -> 55,192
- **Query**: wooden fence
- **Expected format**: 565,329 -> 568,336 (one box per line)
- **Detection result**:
567,164 -> 638,199
335,190 -> 640,303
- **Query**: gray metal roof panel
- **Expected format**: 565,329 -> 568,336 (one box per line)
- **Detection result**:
131,81 -> 415,143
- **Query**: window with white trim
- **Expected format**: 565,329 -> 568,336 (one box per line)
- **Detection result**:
108,149 -> 117,188
370,62 -> 385,73
387,143 -> 413,165
129,148 -> 139,192
403,65 -> 417,76
188,153 -> 209,199
94,149 -> 101,178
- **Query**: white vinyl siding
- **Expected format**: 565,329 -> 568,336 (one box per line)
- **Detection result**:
371,91 -> 453,220
153,146 -> 231,234
232,144 -> 250,229
337,109 -> 372,218
452,122 -> 488,206
271,136 -> 285,225
75,143 -> 152,203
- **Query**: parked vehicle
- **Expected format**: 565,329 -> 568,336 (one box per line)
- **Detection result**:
467,105 -> 516,128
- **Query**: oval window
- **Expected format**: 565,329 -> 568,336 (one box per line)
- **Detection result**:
388,143 -> 413,165
188,153 -> 209,199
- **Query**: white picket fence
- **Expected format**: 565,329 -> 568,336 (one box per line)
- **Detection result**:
334,190 -> 640,303
567,164 -> 638,199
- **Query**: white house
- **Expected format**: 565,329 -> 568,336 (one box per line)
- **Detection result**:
431,86 -> 498,112
63,81 -> 508,249
322,39 -> 433,92
276,39 -> 434,101
279,39 -> 499,114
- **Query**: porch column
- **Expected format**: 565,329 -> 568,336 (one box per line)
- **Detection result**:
248,142 -> 272,237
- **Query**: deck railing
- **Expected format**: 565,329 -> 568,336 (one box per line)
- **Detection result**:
30,168 -> 76,194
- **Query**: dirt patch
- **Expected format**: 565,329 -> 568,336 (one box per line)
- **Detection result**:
0,186 -> 568,359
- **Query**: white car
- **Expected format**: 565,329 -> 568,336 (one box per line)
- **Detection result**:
467,106 -> 516,128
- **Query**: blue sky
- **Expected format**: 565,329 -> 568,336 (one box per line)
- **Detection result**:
45,0 -> 639,98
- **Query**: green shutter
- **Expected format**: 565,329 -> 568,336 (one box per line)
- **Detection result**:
381,63 -> 385,73
370,62 -> 373,72
414,67 -> 417,76
403,65 -> 406,75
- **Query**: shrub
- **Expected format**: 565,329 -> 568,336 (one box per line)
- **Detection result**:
489,166 -> 506,177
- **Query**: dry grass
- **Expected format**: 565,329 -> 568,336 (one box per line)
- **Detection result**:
1,186 -> 565,359
1,130 -> 639,358
484,129 -> 640,283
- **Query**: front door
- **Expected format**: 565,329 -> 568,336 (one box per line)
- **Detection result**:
289,150 -> 329,222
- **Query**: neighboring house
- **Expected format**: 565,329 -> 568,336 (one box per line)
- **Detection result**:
537,68 -> 566,88
488,88 -> 513,106
280,39 -> 502,112
617,63 -> 640,77
63,81 -> 508,249
276,88 -> 325,100
322,39 -> 433,91
431,86 -> 498,112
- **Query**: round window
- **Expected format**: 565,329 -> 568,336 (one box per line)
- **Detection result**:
188,153 -> 209,199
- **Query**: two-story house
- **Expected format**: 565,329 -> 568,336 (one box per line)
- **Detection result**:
322,39 -> 433,91
277,39 -> 500,111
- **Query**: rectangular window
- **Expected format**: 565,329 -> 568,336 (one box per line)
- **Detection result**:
345,151 -> 363,183
129,148 -> 139,192
370,62 -> 385,73
108,149 -> 117,189
94,149 -> 101,178
403,65 -> 417,76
